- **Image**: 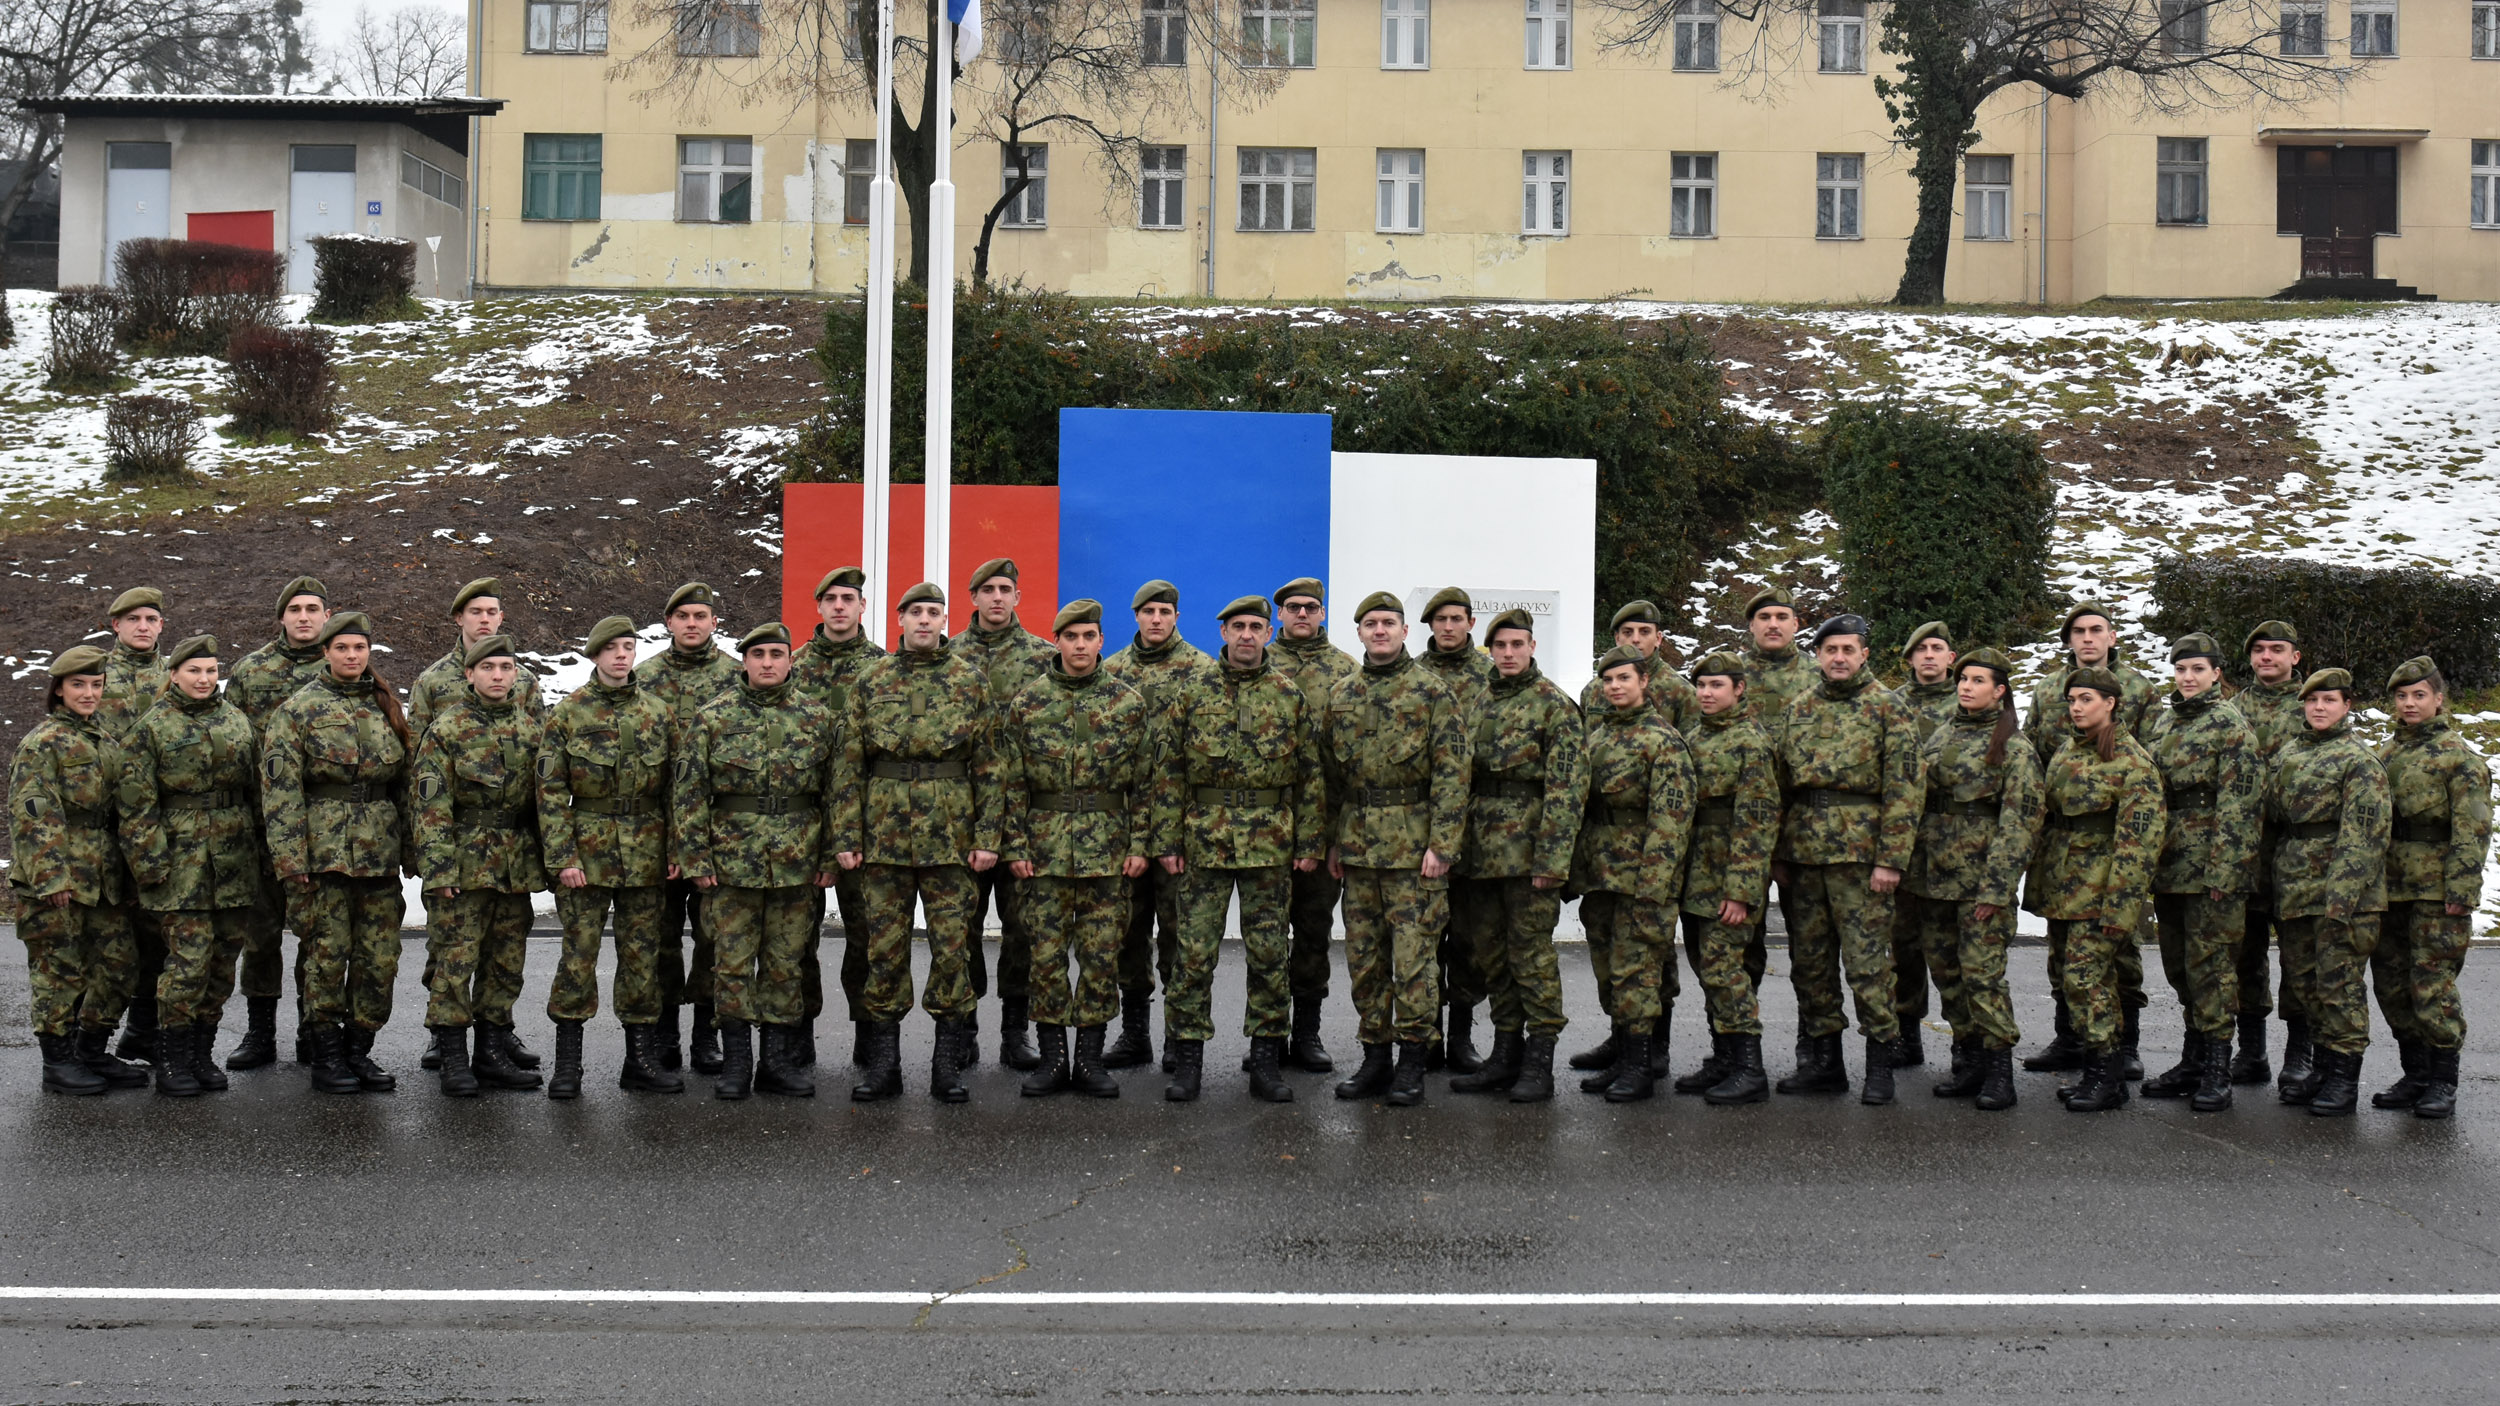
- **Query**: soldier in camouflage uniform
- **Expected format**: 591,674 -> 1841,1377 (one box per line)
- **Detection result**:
2264,668 -> 2392,1117
540,615 -> 682,1098
841,583 -> 1004,1103
953,557 -> 1057,1072
97,587 -> 168,1064
1100,580 -> 1214,1070
118,635 -> 264,1097
1415,587 -> 1495,1075
1447,609 -> 1583,1103
2230,620 -> 2308,1083
1269,577 -> 1353,1071
1770,615 -> 1923,1105
411,635 -> 548,1096
1902,648 -> 2042,1111
1581,600 -> 1699,732
791,568 -> 886,1064
2369,656 -> 2491,1119
260,613 -> 416,1095
1567,647 -> 1697,1103
10,647 -> 142,1094
2025,668 -> 2167,1113
1322,592 -> 1469,1107
1671,652 -> 1781,1105
1881,620 -> 1959,1068
1739,587 -> 1818,720
2141,634 -> 2261,1111
640,581 -> 742,1074
221,576 -> 331,1069
674,622 -> 849,1101
997,600 -> 1160,1099
1151,595 -> 1328,1103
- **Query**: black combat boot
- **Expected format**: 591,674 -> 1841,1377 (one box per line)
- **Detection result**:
1386,1041 -> 1430,1106
757,1025 -> 817,1097
929,1018 -> 971,1103
473,1025 -> 539,1091
191,1019 -> 228,1091
1022,1024 -> 1070,1097
2414,1047 -> 2460,1120
1072,1025 -> 1120,1098
2022,998 -> 2086,1072
1335,1043 -> 1394,1099
964,1010 -> 982,1069
2063,1052 -> 2128,1112
344,1026 -> 397,1092
1704,1034 -> 1770,1106
308,1023 -> 362,1095
152,1026 -> 201,1098
421,1027 -> 445,1072
2277,1017 -> 2320,1104
117,996 -> 160,1065
656,1002 -> 683,1073
1567,1027 -> 1618,1072
1444,1003 -> 1486,1076
2229,1011 -> 2272,1085
2115,1007 -> 2144,1081
38,1031 -> 106,1095
433,1024 -> 479,1096
2308,1048 -> 2362,1117
714,1019 -> 754,1100
1860,1036 -> 1895,1105
1451,1028 -> 1523,1093
501,1027 -> 540,1070
1777,1033 -> 1850,1095
225,996 -> 278,1070
545,1019 -> 585,1100
1973,1047 -> 2018,1111
689,1002 -> 724,1076
1674,1031 -> 1729,1095
2370,1040 -> 2427,1110
1932,1037 -> 1985,1098
850,1021 -> 903,1102
1510,1033 -> 1557,1103
1648,1009 -> 1672,1079
1602,1031 -> 1656,1103
619,1024 -> 684,1093
78,1024 -> 149,1089
2191,1031 -> 2234,1112
999,997 -> 1041,1072
1105,992 -> 1154,1069
1287,995 -> 1334,1073
1163,1038 -> 1204,1102
1581,1024 -> 1633,1094
2141,1030 -> 2203,1099
1890,1024 -> 1925,1069
1245,1035 -> 1294,1103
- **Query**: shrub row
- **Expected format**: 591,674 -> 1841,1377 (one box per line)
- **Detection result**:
111,239 -> 284,355
2147,554 -> 2500,698
104,394 -> 201,483
309,234 -> 419,322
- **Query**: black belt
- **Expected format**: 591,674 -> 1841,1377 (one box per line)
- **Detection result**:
2394,816 -> 2454,844
454,804 -> 529,830
571,796 -> 661,817
1348,784 -> 1426,807
162,789 -> 245,812
1592,802 -> 1648,828
306,782 -> 384,804
870,759 -> 965,781
714,793 -> 820,816
1925,795 -> 2002,817
1694,798 -> 1736,826
2282,818 -> 2340,841
60,805 -> 109,828
2165,784 -> 2217,812
1034,788 -> 1127,813
1794,787 -> 1878,808
1193,785 -> 1283,807
1471,776 -> 1543,800
2046,809 -> 2117,835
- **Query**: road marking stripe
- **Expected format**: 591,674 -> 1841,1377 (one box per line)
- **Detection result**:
0,1288 -> 2495,1308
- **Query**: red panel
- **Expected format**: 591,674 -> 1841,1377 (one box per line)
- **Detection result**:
781,483 -> 1061,639
186,210 -> 275,250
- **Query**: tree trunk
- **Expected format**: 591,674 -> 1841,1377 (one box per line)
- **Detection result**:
1892,124 -> 1964,306
885,0 -> 944,289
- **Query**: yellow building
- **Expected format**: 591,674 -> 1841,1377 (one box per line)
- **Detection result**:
467,0 -> 2500,302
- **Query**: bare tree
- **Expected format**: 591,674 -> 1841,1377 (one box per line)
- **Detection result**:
328,4 -> 468,96
1596,0 -> 2351,304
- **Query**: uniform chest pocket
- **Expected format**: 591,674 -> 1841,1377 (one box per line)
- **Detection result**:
712,725 -> 767,776
308,722 -> 363,768
568,729 -> 622,771
1479,725 -> 1542,774
1366,699 -> 1430,765
454,751 -> 513,790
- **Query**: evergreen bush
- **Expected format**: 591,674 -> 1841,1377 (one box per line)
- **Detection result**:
308,235 -> 420,322
2147,554 -> 2500,697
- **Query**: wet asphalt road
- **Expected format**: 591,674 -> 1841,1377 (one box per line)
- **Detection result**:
3,929 -> 2498,1404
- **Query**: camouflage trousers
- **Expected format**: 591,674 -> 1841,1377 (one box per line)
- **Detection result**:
1908,896 -> 2018,1052
2041,914 -> 2145,1028
1023,875 -> 1126,1029
2239,902 -> 2281,1019
237,860 -> 288,1001
548,884 -> 667,1024
2056,918 -> 2151,1052
1170,864 -> 1295,1042
14,895 -> 135,1036
1578,891 -> 1632,1019
971,866 -> 1032,1006
290,873 -> 406,1032
154,907 -> 250,1026
1287,865 -> 1339,999
2280,911 -> 2382,1056
859,864 -> 980,1023
1785,863 -> 1901,1043
1679,910 -> 1760,1036
658,877 -> 716,1008
1453,877 -> 1566,1037
708,884 -> 819,1027
1341,867 -> 1446,1046
2373,900 -> 2470,1051
424,888 -> 532,1029
1581,891 -> 1675,1026
2154,892 -> 2242,1039
1888,898 -> 1932,1031
1120,865 -> 1181,999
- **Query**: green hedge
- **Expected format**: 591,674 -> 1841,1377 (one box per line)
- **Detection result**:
2147,555 -> 2500,696
1820,401 -> 2057,655
798,285 -> 1814,621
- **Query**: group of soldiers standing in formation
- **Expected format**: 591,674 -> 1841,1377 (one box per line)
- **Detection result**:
10,565 -> 2489,1118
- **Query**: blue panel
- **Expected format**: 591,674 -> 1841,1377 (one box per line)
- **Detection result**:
1058,409 -> 1333,655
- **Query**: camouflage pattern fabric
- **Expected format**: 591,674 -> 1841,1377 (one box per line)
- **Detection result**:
288,873 -> 406,1030
1173,864 -> 1296,1040
260,674 -> 414,882
2154,892 -> 2242,1038
1903,708 -> 2043,905
14,899 -> 135,1037
2285,912 -> 2383,1056
2231,675 -> 2308,1021
858,863 -> 981,1022
1464,664 -> 1585,882
2232,679 -> 2309,763
1787,862 -> 1900,1043
224,635 -> 329,1000
1571,707 -> 1697,1022
12,707 -> 133,909
423,888 -> 532,1028
1579,654 -> 1698,734
2379,714 -> 2492,909
412,689 -> 548,896
708,884 -> 818,1026
789,629 -> 881,713
119,689 -> 266,914
1321,653 -> 1469,870
548,883 -> 667,1023
1679,709 -> 1778,917
2026,731 -> 2167,931
841,639 -> 1002,868
1273,634 -> 1357,1000
1456,877 -> 1567,1036
2374,901 -> 2471,1051
410,646 -> 543,737
674,679 -> 847,887
2148,692 -> 2262,897
2022,650 -> 2157,764
1585,893 -> 1676,1026
638,642 -> 743,1013
1742,643 -> 1817,721
151,907 -> 249,1026
2264,719 -> 2390,921
1890,679 -> 1959,746
1023,874 -> 1126,1028
96,641 -> 167,739
955,620 -> 1055,1006
538,675 -> 673,890
1340,866 -> 1446,1046
1771,669 -> 1923,869
1908,897 -> 2019,1051
1103,633 -> 1211,1000
1678,911 -> 1760,1037
2057,913 -> 2141,1054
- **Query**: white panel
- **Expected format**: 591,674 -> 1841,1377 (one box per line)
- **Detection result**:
102,168 -> 171,285
1326,452 -> 1599,693
287,170 -> 358,293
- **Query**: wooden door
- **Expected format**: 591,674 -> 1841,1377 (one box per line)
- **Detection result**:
2277,146 -> 2398,281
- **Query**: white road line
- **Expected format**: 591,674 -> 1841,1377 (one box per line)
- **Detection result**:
0,1288 -> 2495,1308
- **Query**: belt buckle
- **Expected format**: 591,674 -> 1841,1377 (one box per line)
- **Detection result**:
346,782 -> 369,804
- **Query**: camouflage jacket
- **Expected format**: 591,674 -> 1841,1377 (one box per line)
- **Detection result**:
537,675 -> 676,889
1103,633 -> 1215,718
1892,679 -> 1960,746
260,673 -> 413,881
1461,664 -> 1584,883
2023,651 -> 2156,763
9,709 -> 130,907
2265,719 -> 2390,920
97,641 -> 167,739
1271,634 -> 1356,707
790,628 -> 886,717
1743,642 -> 1818,721
2378,716 -> 2493,908
1903,707 -> 2043,907
1578,653 -> 1698,734
1418,641 -> 1495,715
118,691 -> 265,912
410,646 -> 543,737
637,642 -> 741,736
674,678 -> 848,888
1771,669 -> 1923,869
2025,731 -> 2165,930
1569,708 -> 1696,906
412,690 -> 546,894
2147,692 -> 2261,896
952,620 -> 1056,711
1678,708 -> 1779,916
1322,652 -> 1469,870
226,638 -> 327,739
842,641 -> 1003,868
2232,678 -> 2308,762
1153,653 -> 1327,870
997,662 -> 1160,878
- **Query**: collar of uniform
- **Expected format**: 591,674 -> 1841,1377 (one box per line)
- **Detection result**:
2243,677 -> 2300,698
1361,651 -> 1414,679
1422,642 -> 1474,666
2395,715 -> 2448,745
1907,678 -> 1955,698
174,689 -> 221,716
810,626 -> 874,657
1272,634 -> 1332,658
467,685 -> 519,716
1220,651 -> 1269,680
321,672 -> 377,699
1698,704 -> 1746,730
278,638 -> 326,665
1489,662 -> 1542,695
969,620 -> 1028,648
111,641 -> 158,666
1749,641 -> 1799,664
1048,658 -> 1102,689
1128,634 -> 1182,665
901,636 -> 953,664
1815,667 -> 1873,701
664,643 -> 720,669
588,673 -> 638,698
55,705 -> 103,733
2170,689 -> 2217,717
738,677 -> 792,704
1953,704 -> 2001,728
2300,718 -> 2351,745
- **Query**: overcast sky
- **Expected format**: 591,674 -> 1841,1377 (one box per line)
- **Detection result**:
300,0 -> 468,54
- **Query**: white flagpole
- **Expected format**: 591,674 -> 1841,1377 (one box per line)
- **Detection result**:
922,3 -> 956,609
860,0 -> 898,648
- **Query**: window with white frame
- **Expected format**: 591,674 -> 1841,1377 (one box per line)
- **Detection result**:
1526,0 -> 1570,67
1670,152 -> 1715,236
2279,0 -> 2324,53
1243,0 -> 1316,66
2477,0 -> 2500,57
2157,0 -> 2207,53
1816,152 -> 1862,238
839,0 -> 870,57
1377,149 -> 1424,232
2351,0 -> 2396,53
1143,0 -> 1187,64
2472,140 -> 2499,227
1000,143 -> 1047,226
995,0 -> 1049,62
1964,154 -> 2011,240
527,0 -> 608,51
1817,0 -> 1864,71
2156,137 -> 2207,225
1240,147 -> 1316,229
678,137 -> 753,222
1523,151 -> 1569,234
675,0 -> 761,55
1141,145 -> 1187,227
1382,0 -> 1429,68
1673,0 -> 1718,69
843,137 -> 876,224
400,152 -> 466,209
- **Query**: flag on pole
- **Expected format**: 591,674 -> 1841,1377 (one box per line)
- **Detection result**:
948,0 -> 982,60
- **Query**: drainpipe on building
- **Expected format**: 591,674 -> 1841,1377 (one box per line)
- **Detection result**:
467,0 -> 483,299
2036,89 -> 2050,306
1203,24 -> 1218,298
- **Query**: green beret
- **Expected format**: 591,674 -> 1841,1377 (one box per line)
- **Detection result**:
109,587 -> 164,618
1609,600 -> 1662,632
896,581 -> 945,613
275,576 -> 327,615
1053,599 -> 1104,635
967,557 -> 1017,591
666,581 -> 718,614
2059,601 -> 2116,639
2065,666 -> 2122,698
1741,586 -> 1794,620
585,615 -> 639,656
164,634 -> 218,668
814,567 -> 865,599
2387,656 -> 2445,692
450,577 -> 502,616
1485,608 -> 1535,640
1953,646 -> 2015,678
1353,590 -> 1404,621
315,613 -> 372,647
1596,645 -> 1647,676
1217,594 -> 1271,624
1902,621 -> 1953,655
738,622 -> 793,653
2243,619 -> 2301,652
1421,587 -> 1474,621
462,634 -> 518,669
1273,577 -> 1325,607
1131,580 -> 1179,611
48,645 -> 108,678
2299,667 -> 2353,699
2169,632 -> 2225,665
1691,650 -> 1748,681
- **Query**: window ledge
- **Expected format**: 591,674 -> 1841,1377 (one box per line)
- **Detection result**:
2156,221 -> 2208,228
1668,232 -> 1716,240
1964,236 -> 2013,243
